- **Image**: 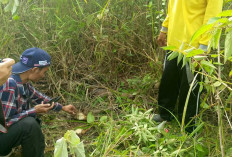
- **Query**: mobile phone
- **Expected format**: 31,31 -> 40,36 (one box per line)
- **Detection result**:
48,96 -> 61,105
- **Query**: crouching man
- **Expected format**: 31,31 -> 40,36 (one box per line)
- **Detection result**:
0,48 -> 77,157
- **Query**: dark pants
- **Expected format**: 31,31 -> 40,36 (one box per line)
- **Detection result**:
158,53 -> 201,132
0,117 -> 45,157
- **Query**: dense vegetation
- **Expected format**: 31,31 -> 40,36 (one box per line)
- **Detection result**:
1,0 -> 232,156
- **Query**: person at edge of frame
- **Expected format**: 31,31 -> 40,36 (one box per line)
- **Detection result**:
154,0 -> 223,133
0,48 -> 77,157
0,58 -> 15,133
0,58 -> 15,85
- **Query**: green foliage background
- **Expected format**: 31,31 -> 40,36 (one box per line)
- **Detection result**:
0,0 -> 167,98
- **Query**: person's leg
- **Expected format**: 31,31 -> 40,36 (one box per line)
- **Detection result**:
158,53 -> 181,121
0,117 -> 45,157
178,66 -> 201,133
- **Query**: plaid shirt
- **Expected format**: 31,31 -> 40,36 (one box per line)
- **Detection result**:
0,74 -> 62,133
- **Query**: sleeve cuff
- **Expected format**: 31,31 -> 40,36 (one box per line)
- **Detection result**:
198,44 -> 208,51
53,103 -> 63,111
27,108 -> 36,117
160,26 -> 168,33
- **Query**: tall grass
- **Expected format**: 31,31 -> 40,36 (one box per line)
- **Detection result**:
0,0 -> 165,97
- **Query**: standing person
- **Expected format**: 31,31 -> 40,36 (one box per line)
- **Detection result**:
154,0 -> 223,133
0,58 -> 15,133
0,48 -> 77,157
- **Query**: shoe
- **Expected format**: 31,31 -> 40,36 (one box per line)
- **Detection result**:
153,114 -> 165,123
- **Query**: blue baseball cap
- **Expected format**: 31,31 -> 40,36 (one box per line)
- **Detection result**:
12,47 -> 51,74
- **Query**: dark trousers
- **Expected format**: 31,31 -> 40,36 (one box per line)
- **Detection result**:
158,53 -> 200,132
0,117 -> 45,157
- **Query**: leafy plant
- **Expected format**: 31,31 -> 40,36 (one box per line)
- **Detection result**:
162,9 -> 232,157
87,112 -> 95,123
54,130 -> 85,157
125,107 -> 164,144
0,0 -> 19,14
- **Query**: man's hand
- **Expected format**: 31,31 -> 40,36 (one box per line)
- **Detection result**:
157,32 -> 167,47
0,58 -> 15,85
62,105 -> 77,115
34,102 -> 55,114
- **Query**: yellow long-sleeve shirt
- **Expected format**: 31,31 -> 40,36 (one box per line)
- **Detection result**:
161,0 -> 223,49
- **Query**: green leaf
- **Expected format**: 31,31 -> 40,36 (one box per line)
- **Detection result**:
156,121 -> 166,131
182,56 -> 189,68
211,54 -> 218,58
193,55 -> 207,61
184,47 -> 195,53
64,130 -> 80,146
224,30 -> 232,63
201,103 -> 209,109
179,42 -> 185,50
217,10 -> 232,17
56,130 -> 85,157
187,122 -> 205,138
212,29 -> 222,49
171,148 -> 188,155
167,51 -> 178,60
4,0 -> 19,14
200,60 -> 216,69
213,81 -> 222,87
229,70 -> 232,77
177,53 -> 183,64
196,144 -> 204,152
213,62 -> 224,66
190,24 -> 213,44
12,0 -> 18,14
207,17 -> 220,24
100,116 -> 108,122
87,112 -> 95,123
161,45 -> 177,51
54,137 -> 68,157
186,49 -> 204,58
12,14 -> 19,20
218,83 -> 225,91
73,141 -> 86,157
216,18 -> 229,25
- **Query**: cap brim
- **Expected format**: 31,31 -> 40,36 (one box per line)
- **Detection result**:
12,62 -> 32,74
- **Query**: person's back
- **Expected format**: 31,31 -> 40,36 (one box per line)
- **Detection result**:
162,0 -> 223,49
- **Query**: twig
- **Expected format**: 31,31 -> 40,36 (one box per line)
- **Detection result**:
217,41 -> 225,157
